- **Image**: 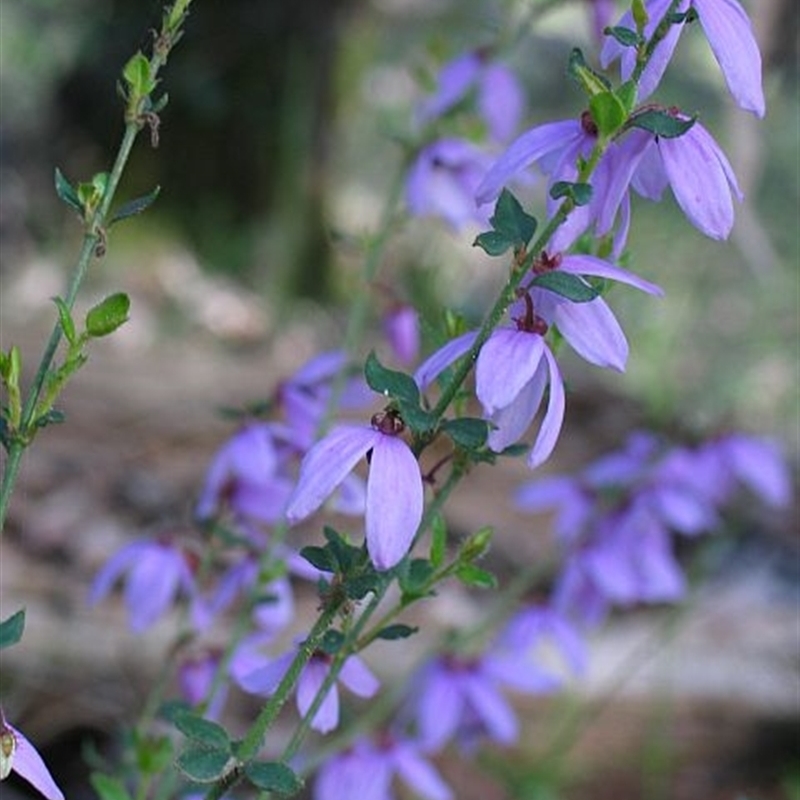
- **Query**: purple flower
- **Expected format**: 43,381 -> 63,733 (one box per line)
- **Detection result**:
601,0 -> 765,117
88,536 -> 195,632
410,651 -> 557,751
416,51 -> 524,142
476,325 -> 566,469
383,305 -> 421,366
0,711 -> 64,800
500,604 -> 587,678
527,252 -> 663,371
406,138 -> 495,231
314,735 -> 452,800
608,120 -> 743,240
236,646 -> 379,734
286,415 -> 424,571
196,423 -> 294,525
475,117 -> 595,208
178,650 -> 229,721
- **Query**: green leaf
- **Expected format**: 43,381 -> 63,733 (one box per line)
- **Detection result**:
399,558 -> 435,601
90,773 -> 134,800
318,629 -> 345,655
489,189 -> 537,248
589,91 -> 627,138
549,181 -> 593,207
529,271 -> 600,303
617,80 -> 638,114
429,514 -> 447,568
110,186 -> 161,225
54,167 -> 82,213
52,297 -> 77,346
364,352 -> 420,407
123,52 -> 156,96
629,109 -> 696,139
85,293 -> 131,338
300,545 -> 336,573
344,572 -> 381,600
34,409 -> 66,430
441,417 -> 489,449
458,526 -> 493,562
567,48 -> 611,96
175,746 -> 233,784
135,734 -> 173,775
244,761 -> 303,795
632,0 -> 648,33
174,712 -> 231,753
473,229 -> 513,257
604,26 -> 642,47
0,609 -> 25,650
375,623 -> 418,641
455,563 -> 498,590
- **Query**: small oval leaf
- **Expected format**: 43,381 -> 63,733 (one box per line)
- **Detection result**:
174,712 -> 231,752
530,271 -> 599,302
175,747 -> 233,784
0,609 -> 25,650
54,168 -> 83,213
85,293 -> 131,338
244,761 -> 303,795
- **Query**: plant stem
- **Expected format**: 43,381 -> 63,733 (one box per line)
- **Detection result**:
0,0 -> 193,532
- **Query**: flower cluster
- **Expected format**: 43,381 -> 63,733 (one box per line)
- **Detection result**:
515,431 -> 791,624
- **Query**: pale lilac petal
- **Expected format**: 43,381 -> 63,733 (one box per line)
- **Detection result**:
559,254 -> 664,296
291,350 -> 348,386
417,53 -> 481,125
463,675 -> 518,744
647,487 -> 718,535
552,296 -> 629,371
339,655 -> 380,698
286,425 -> 379,522
330,473 -> 367,516
637,528 -> 686,601
298,660 -> 339,733
484,655 -> 559,694
595,131 -> 652,233
233,475 -> 295,523
659,121 -> 743,240
417,669 -> 464,749
235,651 -> 293,694
126,547 -> 190,632
87,541 -> 148,605
527,348 -> 565,470
631,134 -> 670,200
478,63 -> 524,143
722,436 -> 791,507
601,0 -> 687,100
475,120 -> 583,205
486,365 -> 546,453
694,0 -> 765,117
393,743 -> 453,800
414,330 -> 478,390
476,328 -> 545,413
366,436 -> 424,570
384,305 -> 420,366
7,725 -> 65,800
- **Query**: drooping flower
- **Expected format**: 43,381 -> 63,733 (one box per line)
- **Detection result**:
409,650 -> 558,752
178,649 -> 229,721
406,138 -> 495,231
476,324 -> 566,469
601,0 -> 765,117
314,735 -> 452,800
0,710 -> 64,800
195,423 -> 294,525
605,120 -> 743,240
88,535 -> 196,632
416,50 -> 524,142
236,645 -> 379,734
285,413 -> 424,570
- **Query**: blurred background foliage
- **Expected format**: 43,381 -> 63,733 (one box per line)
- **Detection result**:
0,0 -> 797,442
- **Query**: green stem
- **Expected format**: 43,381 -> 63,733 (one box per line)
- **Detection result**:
202,602 -> 341,800
0,0 -> 192,533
